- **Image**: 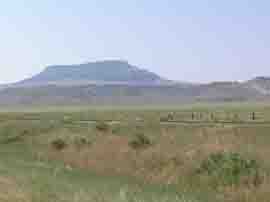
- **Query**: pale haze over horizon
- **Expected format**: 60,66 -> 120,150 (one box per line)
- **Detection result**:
1,0 -> 270,84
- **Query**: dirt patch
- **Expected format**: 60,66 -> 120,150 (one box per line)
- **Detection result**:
52,135 -> 138,175
0,176 -> 30,202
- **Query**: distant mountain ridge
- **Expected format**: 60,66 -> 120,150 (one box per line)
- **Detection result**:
1,60 -> 270,106
18,60 -> 170,86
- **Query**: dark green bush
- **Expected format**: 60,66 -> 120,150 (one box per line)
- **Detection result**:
51,138 -> 67,151
196,152 -> 262,187
129,133 -> 151,149
95,121 -> 110,132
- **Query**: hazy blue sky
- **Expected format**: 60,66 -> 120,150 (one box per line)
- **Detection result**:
1,0 -> 270,84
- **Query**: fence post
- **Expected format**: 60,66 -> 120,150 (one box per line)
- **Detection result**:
234,113 -> 238,122
251,112 -> 256,120
210,113 -> 214,121
168,112 -> 174,121
199,112 -> 202,120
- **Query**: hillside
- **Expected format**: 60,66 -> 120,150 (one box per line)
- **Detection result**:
245,77 -> 270,95
0,80 -> 269,106
1,61 -> 270,106
18,60 -> 168,86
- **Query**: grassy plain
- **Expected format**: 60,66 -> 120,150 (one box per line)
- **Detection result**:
1,103 -> 270,202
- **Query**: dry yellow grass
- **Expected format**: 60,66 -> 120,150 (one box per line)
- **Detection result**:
2,107 -> 270,202
0,176 -> 30,202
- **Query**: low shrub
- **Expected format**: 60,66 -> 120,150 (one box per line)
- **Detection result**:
51,138 -> 67,151
129,133 -> 151,149
95,121 -> 110,132
112,126 -> 121,134
196,152 -> 262,187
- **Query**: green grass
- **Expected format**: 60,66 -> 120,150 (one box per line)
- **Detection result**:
0,142 -> 199,202
1,103 -> 270,201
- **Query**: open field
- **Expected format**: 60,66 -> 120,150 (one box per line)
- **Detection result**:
1,104 -> 270,202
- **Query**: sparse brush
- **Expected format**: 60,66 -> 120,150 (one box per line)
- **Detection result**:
129,133 -> 151,149
112,126 -> 121,134
196,152 -> 262,187
51,138 -> 67,151
96,121 -> 110,132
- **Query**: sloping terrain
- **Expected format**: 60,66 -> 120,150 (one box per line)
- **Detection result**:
0,81 -> 269,106
17,60 -> 168,86
0,84 -> 195,106
1,60 -> 270,106
245,77 -> 270,95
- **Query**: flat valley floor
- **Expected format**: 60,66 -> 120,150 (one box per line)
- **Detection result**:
1,103 -> 270,202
